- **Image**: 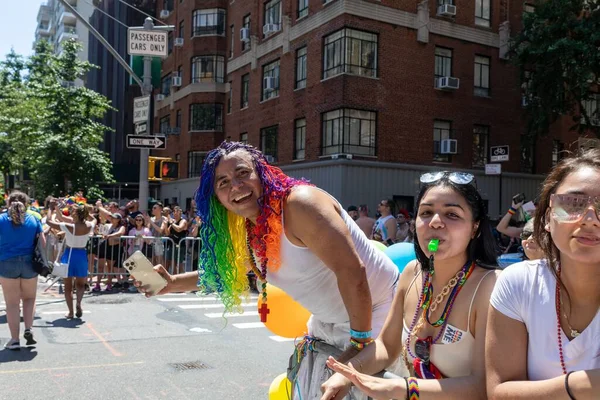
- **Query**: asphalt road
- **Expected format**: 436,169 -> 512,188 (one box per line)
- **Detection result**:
0,280 -> 294,400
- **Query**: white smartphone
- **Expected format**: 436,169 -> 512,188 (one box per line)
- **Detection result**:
123,251 -> 167,295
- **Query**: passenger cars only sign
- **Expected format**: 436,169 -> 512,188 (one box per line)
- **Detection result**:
128,30 -> 168,57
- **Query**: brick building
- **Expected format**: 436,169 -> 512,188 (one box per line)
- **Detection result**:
153,0 -> 592,215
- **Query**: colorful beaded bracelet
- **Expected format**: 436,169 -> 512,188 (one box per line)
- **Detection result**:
349,338 -> 374,350
407,377 -> 419,400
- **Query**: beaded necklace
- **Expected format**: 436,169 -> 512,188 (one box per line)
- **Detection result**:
404,261 -> 475,361
246,220 -> 270,322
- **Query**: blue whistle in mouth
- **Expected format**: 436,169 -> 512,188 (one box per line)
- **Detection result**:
428,239 -> 440,253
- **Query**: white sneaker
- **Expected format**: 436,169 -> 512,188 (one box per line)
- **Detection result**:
4,339 -> 20,350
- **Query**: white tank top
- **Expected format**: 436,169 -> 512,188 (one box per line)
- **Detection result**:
60,223 -> 92,249
267,198 -> 399,324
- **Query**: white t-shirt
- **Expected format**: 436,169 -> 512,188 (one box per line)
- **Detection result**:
490,259 -> 600,380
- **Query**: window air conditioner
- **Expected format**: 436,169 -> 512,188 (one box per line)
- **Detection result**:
240,28 -> 250,42
437,4 -> 457,17
172,77 -> 182,87
264,76 -> 277,91
155,94 -> 165,102
440,139 -> 458,154
435,76 -> 460,90
263,23 -> 279,35
174,38 -> 184,47
264,155 -> 276,163
160,10 -> 170,19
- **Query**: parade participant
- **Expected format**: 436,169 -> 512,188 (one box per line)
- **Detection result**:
0,191 -> 45,350
136,141 -> 398,399
372,199 -> 397,246
487,150 -> 600,399
322,171 -> 498,400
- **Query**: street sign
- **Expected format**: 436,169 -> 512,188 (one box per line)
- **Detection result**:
127,135 -> 166,150
490,145 -> 509,162
135,122 -> 147,134
128,29 -> 168,57
485,163 -> 502,175
133,95 -> 150,124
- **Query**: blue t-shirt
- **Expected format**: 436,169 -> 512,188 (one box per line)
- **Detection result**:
0,213 -> 43,261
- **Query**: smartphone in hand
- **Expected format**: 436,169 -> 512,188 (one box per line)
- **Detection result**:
123,251 -> 167,295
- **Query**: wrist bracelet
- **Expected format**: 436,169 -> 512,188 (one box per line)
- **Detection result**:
507,208 -> 516,215
565,371 -> 576,400
350,329 -> 372,339
349,338 -> 374,350
407,377 -> 419,399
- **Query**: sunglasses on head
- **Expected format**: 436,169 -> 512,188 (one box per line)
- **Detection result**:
420,171 -> 476,186
550,194 -> 600,223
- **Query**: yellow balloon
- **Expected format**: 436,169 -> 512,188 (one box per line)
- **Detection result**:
269,373 -> 292,400
258,284 -> 311,339
370,239 -> 387,252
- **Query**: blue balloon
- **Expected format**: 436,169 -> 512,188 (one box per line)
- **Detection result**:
384,243 -> 416,273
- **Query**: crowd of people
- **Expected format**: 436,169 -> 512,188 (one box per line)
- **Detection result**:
2,141 -> 599,400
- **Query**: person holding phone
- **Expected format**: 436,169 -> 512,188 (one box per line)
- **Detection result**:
496,194 -> 528,239
134,141 -> 399,399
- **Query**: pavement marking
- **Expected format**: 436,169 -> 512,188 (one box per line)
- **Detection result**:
41,310 -> 91,315
86,323 -> 122,357
232,322 -> 265,329
204,311 -> 259,318
189,327 -> 212,333
269,336 -> 296,342
178,302 -> 255,310
0,361 -> 144,375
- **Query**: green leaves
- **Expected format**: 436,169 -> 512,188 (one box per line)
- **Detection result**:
0,39 -> 115,198
511,0 -> 600,140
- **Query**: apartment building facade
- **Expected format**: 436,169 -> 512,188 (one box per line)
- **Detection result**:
153,0 -> 587,215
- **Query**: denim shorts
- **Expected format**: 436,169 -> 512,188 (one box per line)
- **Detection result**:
0,255 -> 37,279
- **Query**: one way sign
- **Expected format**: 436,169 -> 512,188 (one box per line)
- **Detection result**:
127,135 -> 166,150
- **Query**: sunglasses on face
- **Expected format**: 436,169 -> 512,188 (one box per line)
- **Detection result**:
420,171 -> 476,187
550,194 -> 600,223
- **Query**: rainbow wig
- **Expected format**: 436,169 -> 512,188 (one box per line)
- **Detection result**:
194,141 -> 311,313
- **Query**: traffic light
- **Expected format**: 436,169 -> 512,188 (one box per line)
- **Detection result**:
160,161 -> 179,180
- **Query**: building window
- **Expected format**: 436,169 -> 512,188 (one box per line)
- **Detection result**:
264,0 -> 282,35
552,140 -> 564,167
323,28 -> 378,79
433,120 -> 452,162
523,3 -> 536,13
229,25 -> 234,58
298,0 -> 308,19
176,110 -> 182,129
474,55 -> 490,97
241,73 -> 249,108
161,75 -> 172,96
168,31 -> 173,54
191,55 -> 225,83
472,125 -> 489,168
189,104 -> 223,131
260,125 -> 279,161
227,81 -> 232,113
159,115 -> 170,134
322,108 -> 377,156
163,0 -> 174,11
434,47 -> 452,78
582,93 -> 599,125
177,65 -> 183,82
192,9 -> 226,36
240,132 -> 248,144
475,0 -> 491,27
520,135 -> 534,173
188,151 -> 206,178
295,46 -> 307,89
294,118 -> 306,160
241,14 -> 251,52
262,59 -> 280,101
178,21 -> 184,38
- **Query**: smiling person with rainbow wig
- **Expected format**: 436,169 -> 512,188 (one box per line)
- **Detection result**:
137,141 -> 399,398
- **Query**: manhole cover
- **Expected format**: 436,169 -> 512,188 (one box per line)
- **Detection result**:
169,361 -> 212,372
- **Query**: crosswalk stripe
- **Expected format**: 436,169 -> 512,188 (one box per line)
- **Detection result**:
41,311 -> 91,315
156,297 -> 258,303
178,303 -> 255,310
204,311 -> 259,318
232,322 -> 265,329
269,336 -> 296,342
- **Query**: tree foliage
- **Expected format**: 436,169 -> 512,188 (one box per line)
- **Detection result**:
510,0 -> 600,139
0,40 -> 114,199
